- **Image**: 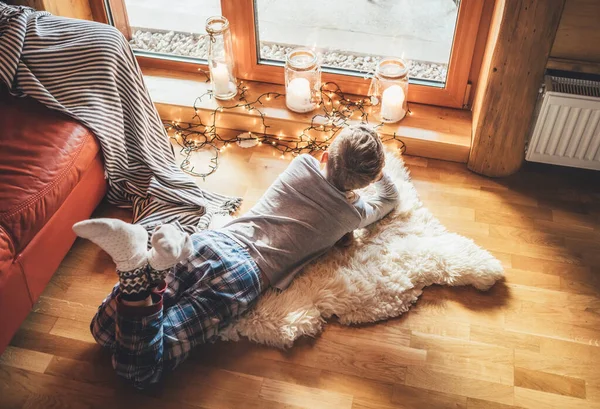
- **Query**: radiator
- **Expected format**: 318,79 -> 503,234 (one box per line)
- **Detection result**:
526,75 -> 600,171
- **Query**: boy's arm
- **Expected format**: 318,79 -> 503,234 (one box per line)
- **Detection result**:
353,172 -> 399,228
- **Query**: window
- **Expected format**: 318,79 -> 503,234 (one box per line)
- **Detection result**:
99,0 -> 485,107
254,0 -> 457,86
125,0 -> 220,62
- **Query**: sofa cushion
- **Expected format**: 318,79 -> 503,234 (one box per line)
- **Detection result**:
0,93 -> 102,262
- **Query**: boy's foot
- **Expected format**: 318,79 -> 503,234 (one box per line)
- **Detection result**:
73,218 -> 151,296
147,223 -> 194,283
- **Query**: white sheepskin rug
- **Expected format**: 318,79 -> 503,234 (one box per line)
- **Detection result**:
219,151 -> 504,348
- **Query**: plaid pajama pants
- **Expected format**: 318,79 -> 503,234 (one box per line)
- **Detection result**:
90,230 -> 263,389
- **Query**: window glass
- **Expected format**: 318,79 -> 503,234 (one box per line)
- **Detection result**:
124,0 -> 221,60
254,0 -> 459,85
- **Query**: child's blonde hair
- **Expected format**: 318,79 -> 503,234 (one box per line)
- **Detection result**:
326,124 -> 385,191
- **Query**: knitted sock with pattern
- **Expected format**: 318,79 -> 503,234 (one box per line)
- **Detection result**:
147,223 -> 194,284
73,218 -> 151,297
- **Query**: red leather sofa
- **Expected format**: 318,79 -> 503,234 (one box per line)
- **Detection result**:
0,89 -> 107,353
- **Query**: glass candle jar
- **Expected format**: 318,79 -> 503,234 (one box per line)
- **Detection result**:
369,58 -> 409,123
206,16 -> 237,100
285,48 -> 321,113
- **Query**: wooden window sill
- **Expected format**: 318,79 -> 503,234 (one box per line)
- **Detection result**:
144,70 -> 472,163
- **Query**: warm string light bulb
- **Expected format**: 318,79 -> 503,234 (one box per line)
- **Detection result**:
169,80 -> 406,179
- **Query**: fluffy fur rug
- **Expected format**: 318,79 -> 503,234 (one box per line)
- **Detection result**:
219,152 -> 504,348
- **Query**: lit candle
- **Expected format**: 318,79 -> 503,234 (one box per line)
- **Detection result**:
286,77 -> 314,113
380,85 -> 406,123
211,62 -> 231,96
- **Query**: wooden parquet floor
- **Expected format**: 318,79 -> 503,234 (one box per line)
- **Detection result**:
1,146 -> 600,409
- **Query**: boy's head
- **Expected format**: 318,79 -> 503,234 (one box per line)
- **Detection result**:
323,124 -> 385,191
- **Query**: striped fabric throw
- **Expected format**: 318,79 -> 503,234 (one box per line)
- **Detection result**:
0,4 -> 241,232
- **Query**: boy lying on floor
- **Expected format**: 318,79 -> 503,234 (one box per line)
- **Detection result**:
73,125 -> 400,388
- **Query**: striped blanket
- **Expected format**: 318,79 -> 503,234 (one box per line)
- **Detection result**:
0,3 -> 241,232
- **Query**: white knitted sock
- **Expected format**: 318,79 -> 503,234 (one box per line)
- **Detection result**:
73,218 -> 149,271
147,224 -> 194,278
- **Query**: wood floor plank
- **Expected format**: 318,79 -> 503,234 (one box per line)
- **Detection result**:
514,367 -> 586,399
475,210 -> 540,230
466,398 -> 522,409
402,155 -> 429,168
213,355 -> 322,389
390,311 -> 471,340
423,350 -> 514,386
405,367 -> 515,405
560,275 -> 600,296
435,216 -> 490,237
391,384 -> 467,409
49,318 -> 96,344
503,269 -> 562,291
351,398 -> 403,409
44,355 -> 119,388
425,204 -> 476,221
516,301 -> 600,331
18,313 -> 58,334
410,332 -> 514,385
0,346 -> 53,374
478,186 -> 539,207
410,332 -> 513,365
259,378 -> 354,409
0,365 -> 116,405
515,349 -> 600,383
533,219 -> 599,241
311,336 -> 416,384
505,314 -> 600,346
489,225 -> 565,247
539,338 -> 600,363
31,296 -> 98,323
514,386 -> 599,409
424,193 -> 553,222
318,371 -> 394,404
324,321 -> 412,348
552,209 -> 598,229
469,325 -> 540,352
511,255 -> 592,279
469,235 -> 585,265
506,284 -> 600,311
10,329 -> 106,364
413,285 -> 511,327
159,364 -> 273,409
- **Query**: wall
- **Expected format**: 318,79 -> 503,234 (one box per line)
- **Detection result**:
549,0 -> 600,63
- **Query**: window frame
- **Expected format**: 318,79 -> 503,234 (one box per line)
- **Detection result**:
98,0 -> 486,108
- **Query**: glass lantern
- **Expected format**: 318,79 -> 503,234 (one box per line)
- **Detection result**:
285,48 -> 321,113
205,16 -> 237,100
369,58 -> 409,123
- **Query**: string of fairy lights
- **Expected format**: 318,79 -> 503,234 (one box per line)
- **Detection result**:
165,76 -> 407,179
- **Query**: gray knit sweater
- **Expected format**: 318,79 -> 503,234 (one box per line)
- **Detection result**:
220,154 -> 399,289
